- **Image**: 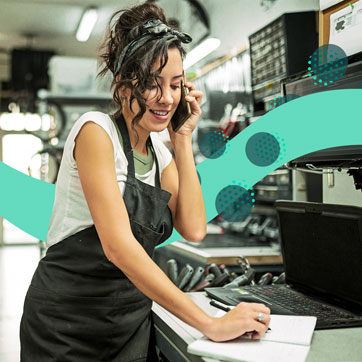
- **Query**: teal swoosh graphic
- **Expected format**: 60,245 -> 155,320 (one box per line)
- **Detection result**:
159,89 -> 362,247
0,89 -> 361,243
0,161 -> 55,241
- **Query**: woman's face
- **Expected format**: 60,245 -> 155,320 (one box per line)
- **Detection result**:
123,47 -> 183,133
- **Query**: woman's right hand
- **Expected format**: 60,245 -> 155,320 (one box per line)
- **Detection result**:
203,302 -> 271,342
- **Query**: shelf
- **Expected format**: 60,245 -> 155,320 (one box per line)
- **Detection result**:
37,89 -> 112,106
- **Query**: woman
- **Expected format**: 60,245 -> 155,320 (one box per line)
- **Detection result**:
20,3 -> 270,362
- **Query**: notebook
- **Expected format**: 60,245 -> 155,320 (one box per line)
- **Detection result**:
205,201 -> 362,329
188,313 -> 317,362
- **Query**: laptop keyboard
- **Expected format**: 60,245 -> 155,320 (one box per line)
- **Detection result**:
241,285 -> 358,320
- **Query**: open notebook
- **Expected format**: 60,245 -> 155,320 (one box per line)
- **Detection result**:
187,312 -> 317,362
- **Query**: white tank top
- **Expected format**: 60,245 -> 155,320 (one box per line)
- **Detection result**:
46,111 -> 172,248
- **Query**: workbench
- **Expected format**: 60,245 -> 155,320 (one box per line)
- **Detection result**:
152,293 -> 362,362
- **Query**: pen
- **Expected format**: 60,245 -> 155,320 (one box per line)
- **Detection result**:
210,300 -> 271,331
210,300 -> 231,312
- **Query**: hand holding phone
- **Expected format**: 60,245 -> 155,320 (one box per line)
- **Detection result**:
171,79 -> 192,132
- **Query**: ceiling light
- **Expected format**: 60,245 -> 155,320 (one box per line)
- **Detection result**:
76,7 -> 98,42
184,37 -> 221,70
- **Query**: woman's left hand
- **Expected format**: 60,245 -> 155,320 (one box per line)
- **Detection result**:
168,81 -> 203,139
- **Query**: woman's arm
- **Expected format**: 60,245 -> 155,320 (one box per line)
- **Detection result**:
74,121 -> 270,342
161,137 -> 206,242
162,81 -> 206,242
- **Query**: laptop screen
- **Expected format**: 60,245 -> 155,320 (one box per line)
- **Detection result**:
276,201 -> 362,308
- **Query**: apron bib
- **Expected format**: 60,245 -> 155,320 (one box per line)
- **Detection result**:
20,115 -> 173,362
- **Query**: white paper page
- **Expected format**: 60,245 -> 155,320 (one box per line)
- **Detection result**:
329,0 -> 362,56
259,315 -> 316,345
188,337 -> 310,362
213,311 -> 316,346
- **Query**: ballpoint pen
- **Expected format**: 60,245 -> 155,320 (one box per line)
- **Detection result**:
209,300 -> 271,331
209,299 -> 231,312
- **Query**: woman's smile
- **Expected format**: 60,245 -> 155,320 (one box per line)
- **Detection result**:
149,108 -> 171,121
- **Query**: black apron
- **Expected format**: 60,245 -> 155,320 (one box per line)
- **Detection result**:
20,115 -> 173,362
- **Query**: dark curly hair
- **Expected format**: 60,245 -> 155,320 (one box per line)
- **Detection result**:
97,3 -> 186,143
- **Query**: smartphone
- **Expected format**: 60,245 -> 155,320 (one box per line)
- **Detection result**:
171,79 -> 192,132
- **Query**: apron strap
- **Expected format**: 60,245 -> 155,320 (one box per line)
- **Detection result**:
113,114 -> 161,188
147,137 -> 161,189
114,114 -> 135,177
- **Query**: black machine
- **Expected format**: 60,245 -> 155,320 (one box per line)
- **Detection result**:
249,11 -> 318,113
283,57 -> 362,168
206,200 -> 362,330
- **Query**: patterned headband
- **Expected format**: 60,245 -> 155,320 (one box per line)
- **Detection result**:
114,19 -> 192,76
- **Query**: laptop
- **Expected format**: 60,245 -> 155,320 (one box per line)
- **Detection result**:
205,201 -> 362,329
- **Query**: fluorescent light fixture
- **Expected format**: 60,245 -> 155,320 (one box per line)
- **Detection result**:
184,37 -> 221,70
0,112 -> 43,131
76,7 -> 98,42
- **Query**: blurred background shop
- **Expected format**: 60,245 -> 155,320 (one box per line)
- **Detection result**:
1,0 -> 362,361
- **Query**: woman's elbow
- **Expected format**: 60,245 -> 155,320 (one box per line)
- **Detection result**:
182,228 -> 206,243
103,246 -> 118,265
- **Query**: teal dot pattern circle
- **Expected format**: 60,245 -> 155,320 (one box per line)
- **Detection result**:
269,94 -> 300,110
246,132 -> 280,166
198,130 -> 227,159
307,44 -> 347,87
216,185 -> 254,222
274,133 -> 287,162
